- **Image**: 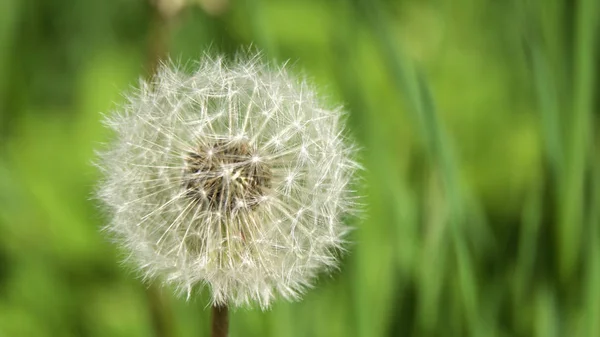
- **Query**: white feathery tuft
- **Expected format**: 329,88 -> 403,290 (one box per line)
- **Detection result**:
96,53 -> 361,309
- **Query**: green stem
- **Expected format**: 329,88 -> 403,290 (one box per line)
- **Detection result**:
147,0 -> 169,76
211,304 -> 229,337
146,285 -> 175,337
558,0 -> 598,282
144,2 -> 179,337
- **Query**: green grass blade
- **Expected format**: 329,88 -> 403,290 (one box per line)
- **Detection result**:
558,0 -> 598,282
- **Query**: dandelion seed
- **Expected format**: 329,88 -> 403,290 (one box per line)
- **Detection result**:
96,54 -> 360,309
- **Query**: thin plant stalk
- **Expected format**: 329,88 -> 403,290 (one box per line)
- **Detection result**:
146,285 -> 175,337
211,304 -> 229,337
557,0 -> 598,282
144,1 -> 181,337
147,0 -> 180,76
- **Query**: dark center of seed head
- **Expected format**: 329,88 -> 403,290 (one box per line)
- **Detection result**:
183,141 -> 272,212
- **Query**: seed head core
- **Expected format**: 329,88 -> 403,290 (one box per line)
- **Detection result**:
183,141 -> 272,212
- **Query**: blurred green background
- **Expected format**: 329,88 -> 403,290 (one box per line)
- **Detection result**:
0,0 -> 598,336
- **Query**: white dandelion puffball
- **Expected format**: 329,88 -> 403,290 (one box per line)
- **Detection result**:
96,55 -> 360,308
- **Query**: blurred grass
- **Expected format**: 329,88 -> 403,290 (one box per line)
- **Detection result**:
0,0 -> 598,336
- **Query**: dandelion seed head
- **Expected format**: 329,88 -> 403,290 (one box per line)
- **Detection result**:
96,54 -> 360,309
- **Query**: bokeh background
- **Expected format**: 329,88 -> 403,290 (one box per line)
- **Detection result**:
0,0 -> 599,336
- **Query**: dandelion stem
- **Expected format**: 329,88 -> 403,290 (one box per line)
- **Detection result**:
211,304 -> 229,337
146,286 -> 175,337
147,0 -> 180,76
143,2 -> 180,337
